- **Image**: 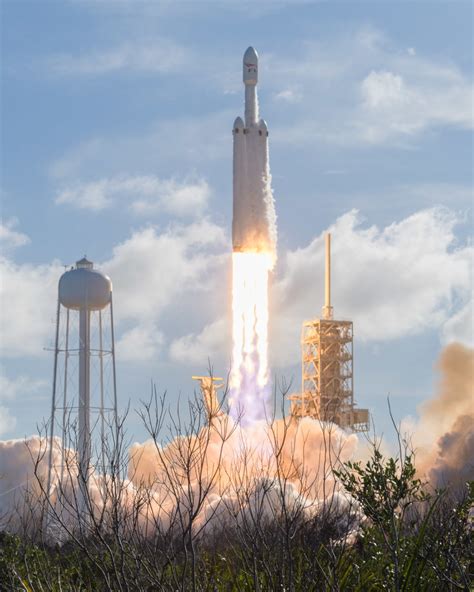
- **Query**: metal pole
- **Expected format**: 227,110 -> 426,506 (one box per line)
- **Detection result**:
323,233 -> 333,320
60,308 -> 70,485
45,297 -> 61,530
78,306 -> 91,518
325,234 -> 331,312
109,295 -> 119,473
301,324 -> 305,418
99,310 -> 105,476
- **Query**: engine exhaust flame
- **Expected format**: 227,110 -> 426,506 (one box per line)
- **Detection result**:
230,251 -> 273,425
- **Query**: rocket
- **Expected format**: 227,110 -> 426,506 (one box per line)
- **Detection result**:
232,47 -> 276,255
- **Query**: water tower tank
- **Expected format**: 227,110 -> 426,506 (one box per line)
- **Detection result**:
59,257 -> 112,310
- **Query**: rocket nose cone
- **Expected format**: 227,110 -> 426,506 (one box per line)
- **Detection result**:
244,46 -> 258,62
233,116 -> 244,129
243,46 -> 258,85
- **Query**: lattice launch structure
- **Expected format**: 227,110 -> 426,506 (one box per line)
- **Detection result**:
289,235 -> 369,432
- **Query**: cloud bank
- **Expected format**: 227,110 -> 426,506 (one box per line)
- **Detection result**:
171,206 -> 472,369
55,175 -> 211,216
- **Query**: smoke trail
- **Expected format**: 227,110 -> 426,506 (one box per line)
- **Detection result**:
410,343 -> 474,490
0,417 -> 359,537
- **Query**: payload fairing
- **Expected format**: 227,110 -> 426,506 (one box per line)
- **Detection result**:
232,47 -> 277,256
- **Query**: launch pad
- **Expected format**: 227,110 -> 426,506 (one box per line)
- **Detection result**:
288,235 -> 369,432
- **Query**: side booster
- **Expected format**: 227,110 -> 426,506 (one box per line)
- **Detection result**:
232,47 -> 275,254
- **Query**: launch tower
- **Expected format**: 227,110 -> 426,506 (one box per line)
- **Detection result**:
289,235 -> 369,431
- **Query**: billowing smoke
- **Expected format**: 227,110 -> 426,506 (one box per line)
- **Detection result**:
410,343 -> 474,490
1,344 -> 471,538
0,415 -> 359,536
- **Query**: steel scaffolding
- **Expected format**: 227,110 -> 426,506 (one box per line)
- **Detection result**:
288,235 -> 369,432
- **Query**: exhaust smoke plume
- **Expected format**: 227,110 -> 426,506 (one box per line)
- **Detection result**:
0,416 -> 358,536
410,343 -> 474,489
0,345 -> 471,537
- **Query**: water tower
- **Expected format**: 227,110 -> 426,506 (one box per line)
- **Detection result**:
46,257 -> 118,519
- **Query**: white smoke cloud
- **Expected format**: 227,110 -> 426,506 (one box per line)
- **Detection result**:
403,344 -> 474,490
0,437 -> 51,515
1,346 -> 470,538
55,175 -> 211,216
0,416 -> 360,537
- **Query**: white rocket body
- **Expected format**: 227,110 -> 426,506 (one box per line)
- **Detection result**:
232,47 -> 276,255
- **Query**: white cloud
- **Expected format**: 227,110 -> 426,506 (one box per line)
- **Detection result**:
0,218 -> 228,361
358,69 -> 473,143
361,71 -> 406,109
104,220 -> 227,324
268,26 -> 473,147
0,257 -> 63,358
55,175 -> 211,216
47,39 -> 189,76
271,207 -> 472,367
0,407 -> 16,437
170,318 -> 229,367
274,89 -> 302,103
0,219 -> 30,250
0,371 -> 47,401
0,372 -> 47,436
106,220 -> 228,365
116,324 -> 165,362
168,207 -> 472,371
1,208 -> 470,375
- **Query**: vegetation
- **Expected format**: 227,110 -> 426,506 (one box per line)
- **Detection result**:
0,394 -> 472,591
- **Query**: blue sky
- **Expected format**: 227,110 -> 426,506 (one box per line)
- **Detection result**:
1,0 -> 472,443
